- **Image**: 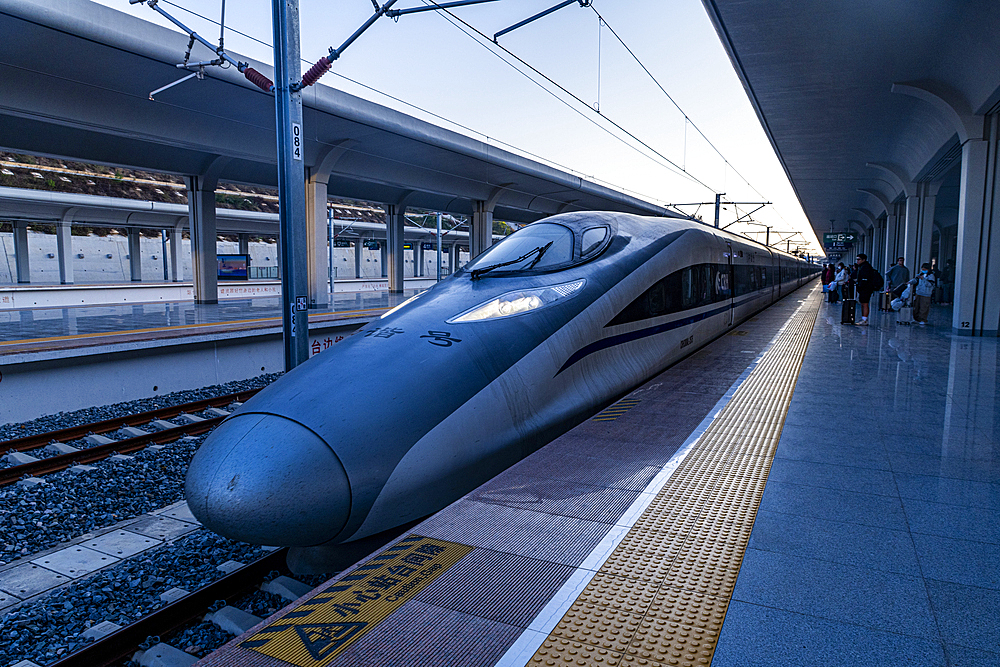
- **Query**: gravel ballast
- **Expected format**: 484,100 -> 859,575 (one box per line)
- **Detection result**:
1,531 -> 278,667
0,437 -> 204,565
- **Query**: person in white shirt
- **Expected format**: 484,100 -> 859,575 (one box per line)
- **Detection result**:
834,263 -> 850,302
908,263 -> 937,326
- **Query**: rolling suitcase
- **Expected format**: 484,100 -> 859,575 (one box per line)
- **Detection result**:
897,300 -> 914,325
879,292 -> 893,311
841,298 -> 856,324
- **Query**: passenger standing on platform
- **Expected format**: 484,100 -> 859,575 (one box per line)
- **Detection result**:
886,257 -> 909,297
909,263 -> 937,326
853,254 -> 882,326
822,264 -> 835,302
834,263 -> 849,302
941,259 -> 955,305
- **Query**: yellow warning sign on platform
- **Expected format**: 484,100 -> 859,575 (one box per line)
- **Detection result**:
241,535 -> 473,666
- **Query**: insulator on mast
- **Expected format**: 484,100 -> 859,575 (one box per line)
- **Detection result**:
243,67 -> 274,93
301,56 -> 332,87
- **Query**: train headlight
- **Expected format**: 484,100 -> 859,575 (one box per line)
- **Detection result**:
448,279 -> 586,323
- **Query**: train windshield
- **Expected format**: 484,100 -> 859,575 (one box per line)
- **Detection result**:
467,223 -> 575,279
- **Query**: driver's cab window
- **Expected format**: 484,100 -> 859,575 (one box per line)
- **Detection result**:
466,223 -> 574,273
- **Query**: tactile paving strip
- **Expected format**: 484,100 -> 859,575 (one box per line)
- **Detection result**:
526,289 -> 821,667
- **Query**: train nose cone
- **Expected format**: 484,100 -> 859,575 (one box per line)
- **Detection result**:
185,414 -> 351,546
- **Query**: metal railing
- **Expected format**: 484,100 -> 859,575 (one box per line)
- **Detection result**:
249,266 -> 279,279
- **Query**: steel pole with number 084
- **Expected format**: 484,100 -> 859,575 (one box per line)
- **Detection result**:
272,0 -> 310,370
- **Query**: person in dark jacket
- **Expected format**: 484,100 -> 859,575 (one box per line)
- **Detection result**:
822,264 -> 836,302
853,254 -> 883,325
885,257 -> 909,296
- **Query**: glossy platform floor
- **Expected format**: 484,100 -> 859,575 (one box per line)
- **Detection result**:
200,285 -> 998,667
713,296 -> 999,666
0,290 -> 418,355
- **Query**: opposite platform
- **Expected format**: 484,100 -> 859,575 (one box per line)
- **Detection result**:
197,285 -> 998,667
0,289 -> 418,357
0,291 -> 414,424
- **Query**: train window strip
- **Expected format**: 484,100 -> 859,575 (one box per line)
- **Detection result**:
606,261 -> 785,328
607,262 -> 730,327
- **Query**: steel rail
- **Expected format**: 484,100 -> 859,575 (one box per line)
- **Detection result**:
0,389 -> 261,453
0,418 -> 224,486
49,547 -> 291,667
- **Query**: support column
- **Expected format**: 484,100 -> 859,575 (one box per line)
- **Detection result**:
414,240 -> 423,277
13,221 -> 29,283
238,233 -> 249,254
305,173 -> 330,308
953,123 -> 1000,336
56,214 -> 74,285
380,242 -> 387,278
919,187 -> 938,270
448,243 -> 458,274
170,221 -> 184,283
184,174 -> 220,303
471,201 -> 494,259
354,241 -> 362,278
385,205 -> 405,293
128,227 -> 142,282
888,208 -> 904,269
902,193 -> 920,272
870,220 -> 883,274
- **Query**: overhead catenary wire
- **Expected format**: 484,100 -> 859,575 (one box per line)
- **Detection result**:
146,0 -> 676,209
141,1 -> 816,249
584,2 -> 819,250
428,0 -> 719,194
586,3 -> 767,203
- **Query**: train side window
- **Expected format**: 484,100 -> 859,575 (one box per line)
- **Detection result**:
702,265 -> 713,304
607,263 -> 719,328
581,227 -> 608,257
681,267 -> 697,309
647,282 -> 666,315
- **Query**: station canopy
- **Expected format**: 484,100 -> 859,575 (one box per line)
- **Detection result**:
701,0 -> 1000,240
0,0 -> 675,225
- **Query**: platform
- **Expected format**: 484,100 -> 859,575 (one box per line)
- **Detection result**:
194,284 -> 997,666
0,288 -> 419,424
0,287 -> 424,357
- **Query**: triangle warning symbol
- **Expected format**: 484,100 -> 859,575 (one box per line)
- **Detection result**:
295,622 -> 367,660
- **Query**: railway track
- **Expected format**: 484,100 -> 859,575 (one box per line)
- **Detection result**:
49,548 -> 293,667
0,389 -> 260,486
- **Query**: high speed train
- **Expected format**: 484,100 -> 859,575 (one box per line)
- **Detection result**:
185,212 -> 818,548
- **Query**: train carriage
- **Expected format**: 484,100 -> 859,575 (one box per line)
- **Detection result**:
186,212 -> 819,548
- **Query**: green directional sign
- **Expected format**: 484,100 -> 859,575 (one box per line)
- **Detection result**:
823,232 -> 857,245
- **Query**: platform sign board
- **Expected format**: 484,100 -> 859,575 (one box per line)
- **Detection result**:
363,240 -> 380,250
333,239 -> 351,248
241,535 -> 472,666
217,254 -> 250,281
823,232 -> 857,248
421,242 -> 434,250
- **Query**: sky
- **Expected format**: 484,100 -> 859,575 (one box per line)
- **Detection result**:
96,0 -> 821,255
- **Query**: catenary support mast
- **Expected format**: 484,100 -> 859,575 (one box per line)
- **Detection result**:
273,0 -> 309,369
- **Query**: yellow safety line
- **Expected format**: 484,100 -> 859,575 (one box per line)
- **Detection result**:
592,398 -> 642,422
0,308 -> 386,347
528,289 -> 821,667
